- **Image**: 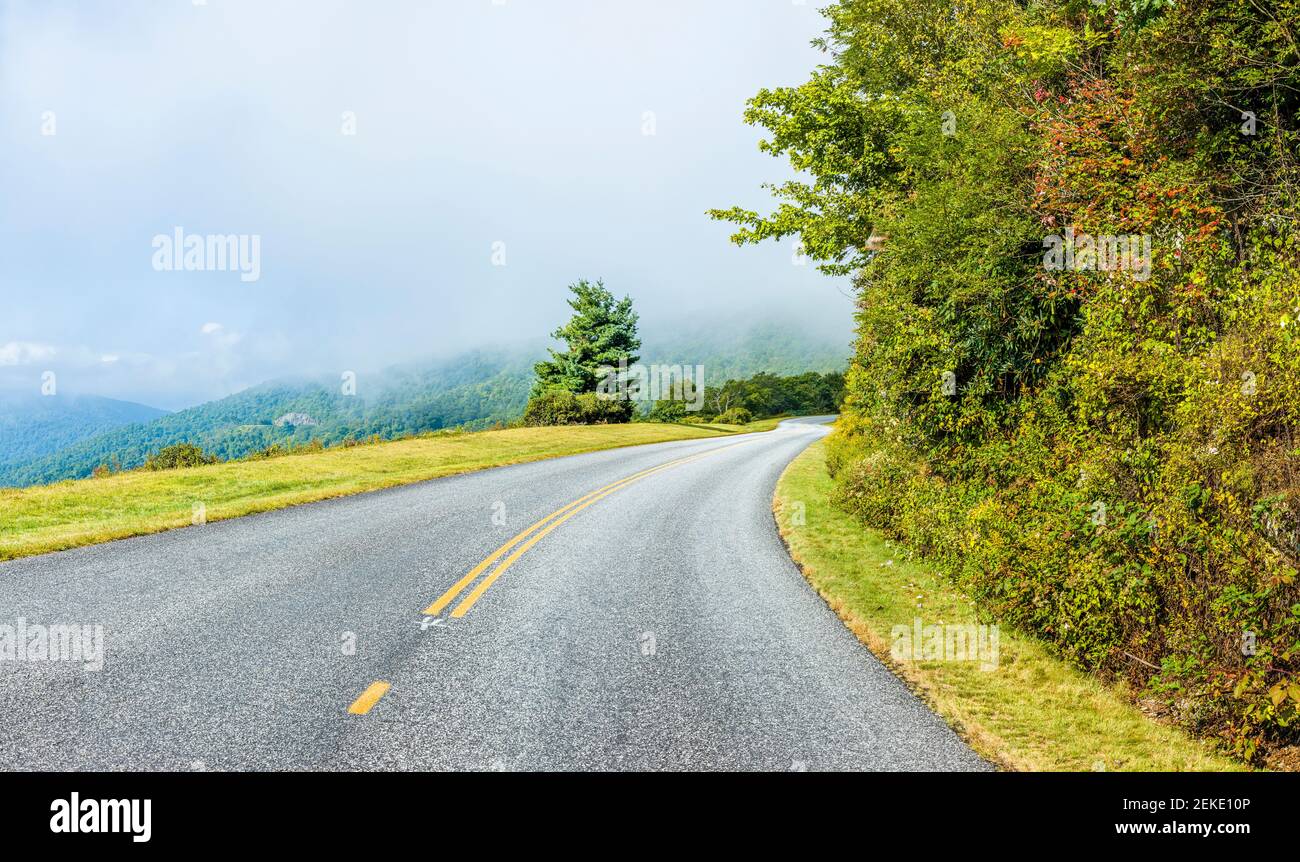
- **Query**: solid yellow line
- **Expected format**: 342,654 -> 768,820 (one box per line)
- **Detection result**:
421,452 -> 707,616
347,681 -> 391,715
449,441 -> 751,618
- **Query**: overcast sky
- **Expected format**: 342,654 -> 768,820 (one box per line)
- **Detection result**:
0,0 -> 851,410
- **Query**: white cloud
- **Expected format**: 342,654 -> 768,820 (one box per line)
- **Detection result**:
200,323 -> 242,351
0,341 -> 57,366
0,336 -> 265,409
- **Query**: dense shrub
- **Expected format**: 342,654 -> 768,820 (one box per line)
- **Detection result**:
522,391 -> 582,426
144,443 -> 219,471
718,0 -> 1300,761
575,394 -> 633,424
522,391 -> 633,426
646,399 -> 688,423
715,407 -> 753,425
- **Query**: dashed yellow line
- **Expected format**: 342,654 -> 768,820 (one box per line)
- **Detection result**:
347,681 -> 391,715
426,438 -> 754,618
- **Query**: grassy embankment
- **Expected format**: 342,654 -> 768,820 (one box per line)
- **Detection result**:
0,419 -> 778,562
774,439 -> 1246,772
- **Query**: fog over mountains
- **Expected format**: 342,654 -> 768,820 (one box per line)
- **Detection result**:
0,317 -> 848,487
1,1 -> 848,412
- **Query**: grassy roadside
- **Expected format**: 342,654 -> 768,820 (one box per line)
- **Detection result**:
774,439 -> 1246,772
0,419 -> 778,562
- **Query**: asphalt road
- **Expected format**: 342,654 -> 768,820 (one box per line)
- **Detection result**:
0,416 -> 987,771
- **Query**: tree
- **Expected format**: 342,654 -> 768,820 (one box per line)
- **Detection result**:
706,384 -> 737,417
532,279 -> 641,398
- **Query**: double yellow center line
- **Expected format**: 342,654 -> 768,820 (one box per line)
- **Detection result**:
423,438 -> 754,619
346,436 -> 754,717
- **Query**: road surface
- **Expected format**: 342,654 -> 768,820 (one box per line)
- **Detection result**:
0,417 -> 987,771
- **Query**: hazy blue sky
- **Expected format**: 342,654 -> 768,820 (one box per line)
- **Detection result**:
0,0 -> 851,409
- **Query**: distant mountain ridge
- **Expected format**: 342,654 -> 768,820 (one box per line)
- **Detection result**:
0,320 -> 848,487
0,349 -> 535,487
0,394 -> 168,474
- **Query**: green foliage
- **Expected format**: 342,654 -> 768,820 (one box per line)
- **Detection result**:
723,0 -> 1300,762
702,371 -> 844,420
522,391 -> 582,426
144,443 -> 218,471
522,391 -> 633,426
706,68 -> 891,276
646,399 -> 688,424
532,280 -> 641,397
634,368 -> 842,423
714,407 -> 753,425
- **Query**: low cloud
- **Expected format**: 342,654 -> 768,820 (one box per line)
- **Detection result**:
0,328 -> 284,410
0,341 -> 57,366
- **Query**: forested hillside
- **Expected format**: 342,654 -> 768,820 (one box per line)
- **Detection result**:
0,394 -> 167,472
715,0 -> 1300,762
0,351 -> 533,487
0,319 -> 847,487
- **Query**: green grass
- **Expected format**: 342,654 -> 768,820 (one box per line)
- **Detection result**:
0,419 -> 777,562
773,439 -> 1247,772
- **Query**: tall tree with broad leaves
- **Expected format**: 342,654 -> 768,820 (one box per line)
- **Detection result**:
532,279 -> 640,397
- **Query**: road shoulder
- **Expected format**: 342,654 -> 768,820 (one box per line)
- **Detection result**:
773,439 -> 1245,772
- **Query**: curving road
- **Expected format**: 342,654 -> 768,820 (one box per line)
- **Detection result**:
0,417 -> 987,771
